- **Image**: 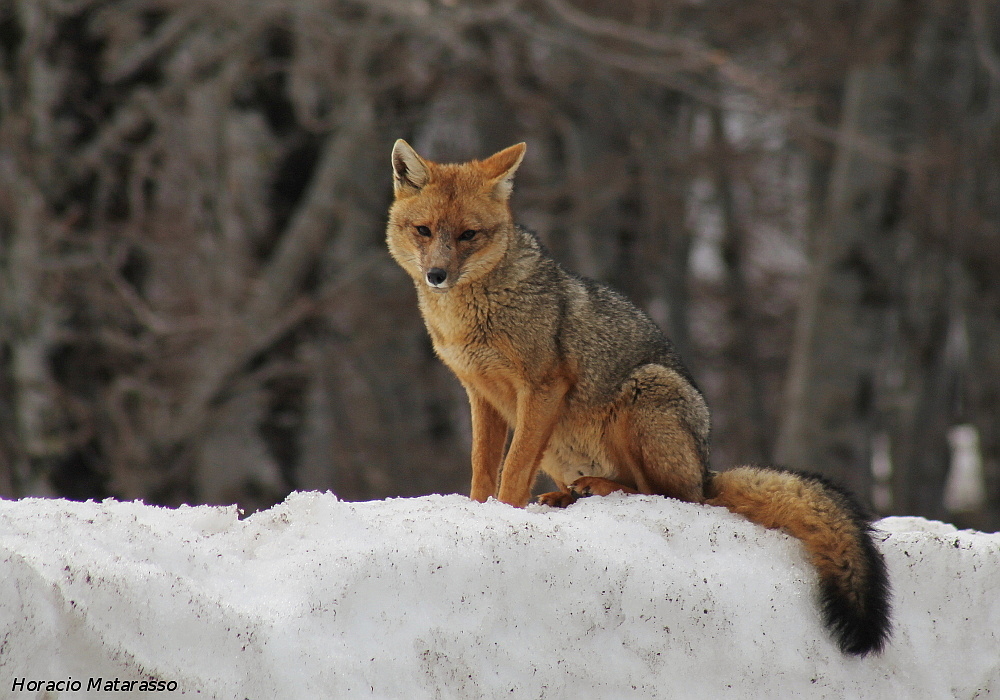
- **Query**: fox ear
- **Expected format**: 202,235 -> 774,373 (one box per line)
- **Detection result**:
392,139 -> 430,196
481,142 -> 526,201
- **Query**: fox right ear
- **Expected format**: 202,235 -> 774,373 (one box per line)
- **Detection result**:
392,139 -> 430,196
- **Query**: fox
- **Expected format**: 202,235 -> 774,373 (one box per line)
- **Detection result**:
385,139 -> 891,657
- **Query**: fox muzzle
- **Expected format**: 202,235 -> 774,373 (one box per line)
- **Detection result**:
426,267 -> 448,288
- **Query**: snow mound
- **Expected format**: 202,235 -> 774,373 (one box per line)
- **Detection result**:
0,493 -> 997,698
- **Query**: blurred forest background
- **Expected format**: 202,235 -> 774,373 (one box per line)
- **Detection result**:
1,0 -> 998,529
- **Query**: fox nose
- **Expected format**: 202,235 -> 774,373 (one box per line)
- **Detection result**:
426,268 -> 448,287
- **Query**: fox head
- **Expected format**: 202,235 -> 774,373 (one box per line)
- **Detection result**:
386,140 -> 526,291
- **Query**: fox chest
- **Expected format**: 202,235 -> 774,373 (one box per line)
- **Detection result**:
427,326 -> 523,419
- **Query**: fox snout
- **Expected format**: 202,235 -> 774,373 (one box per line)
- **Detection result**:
426,267 -> 448,288
422,241 -> 457,289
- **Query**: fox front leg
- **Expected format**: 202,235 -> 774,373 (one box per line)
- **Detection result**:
496,381 -> 569,507
467,390 -> 508,502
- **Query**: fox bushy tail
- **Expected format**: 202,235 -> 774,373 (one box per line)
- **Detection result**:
707,465 -> 891,656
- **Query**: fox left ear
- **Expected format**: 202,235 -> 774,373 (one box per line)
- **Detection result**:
481,142 -> 526,201
392,139 -> 430,197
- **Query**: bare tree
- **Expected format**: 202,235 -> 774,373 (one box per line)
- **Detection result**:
0,0 -> 996,528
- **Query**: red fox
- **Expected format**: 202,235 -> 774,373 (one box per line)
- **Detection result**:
385,139 -> 891,656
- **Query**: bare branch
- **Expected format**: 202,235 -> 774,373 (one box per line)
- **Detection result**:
971,0 -> 1000,84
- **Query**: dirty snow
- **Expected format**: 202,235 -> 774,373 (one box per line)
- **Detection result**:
0,492 -> 997,698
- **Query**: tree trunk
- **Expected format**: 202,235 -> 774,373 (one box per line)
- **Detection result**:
775,66 -> 904,500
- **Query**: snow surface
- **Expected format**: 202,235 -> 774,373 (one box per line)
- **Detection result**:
1,492 -> 997,699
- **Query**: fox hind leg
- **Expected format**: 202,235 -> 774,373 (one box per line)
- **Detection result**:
568,476 -> 638,498
536,364 -> 709,506
536,476 -> 578,508
536,489 -> 578,508
606,364 -> 710,503
538,364 -> 709,505
536,476 -> 637,506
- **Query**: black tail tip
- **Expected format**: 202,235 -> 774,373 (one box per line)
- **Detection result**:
821,527 -> 892,656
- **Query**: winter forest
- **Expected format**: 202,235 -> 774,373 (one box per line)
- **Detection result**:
1,0 -> 998,530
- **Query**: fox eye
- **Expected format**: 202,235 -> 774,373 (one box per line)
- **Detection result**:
415,225 -> 432,237
458,229 -> 478,242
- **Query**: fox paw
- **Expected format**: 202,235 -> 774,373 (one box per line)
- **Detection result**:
567,476 -> 637,498
536,490 -> 579,508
